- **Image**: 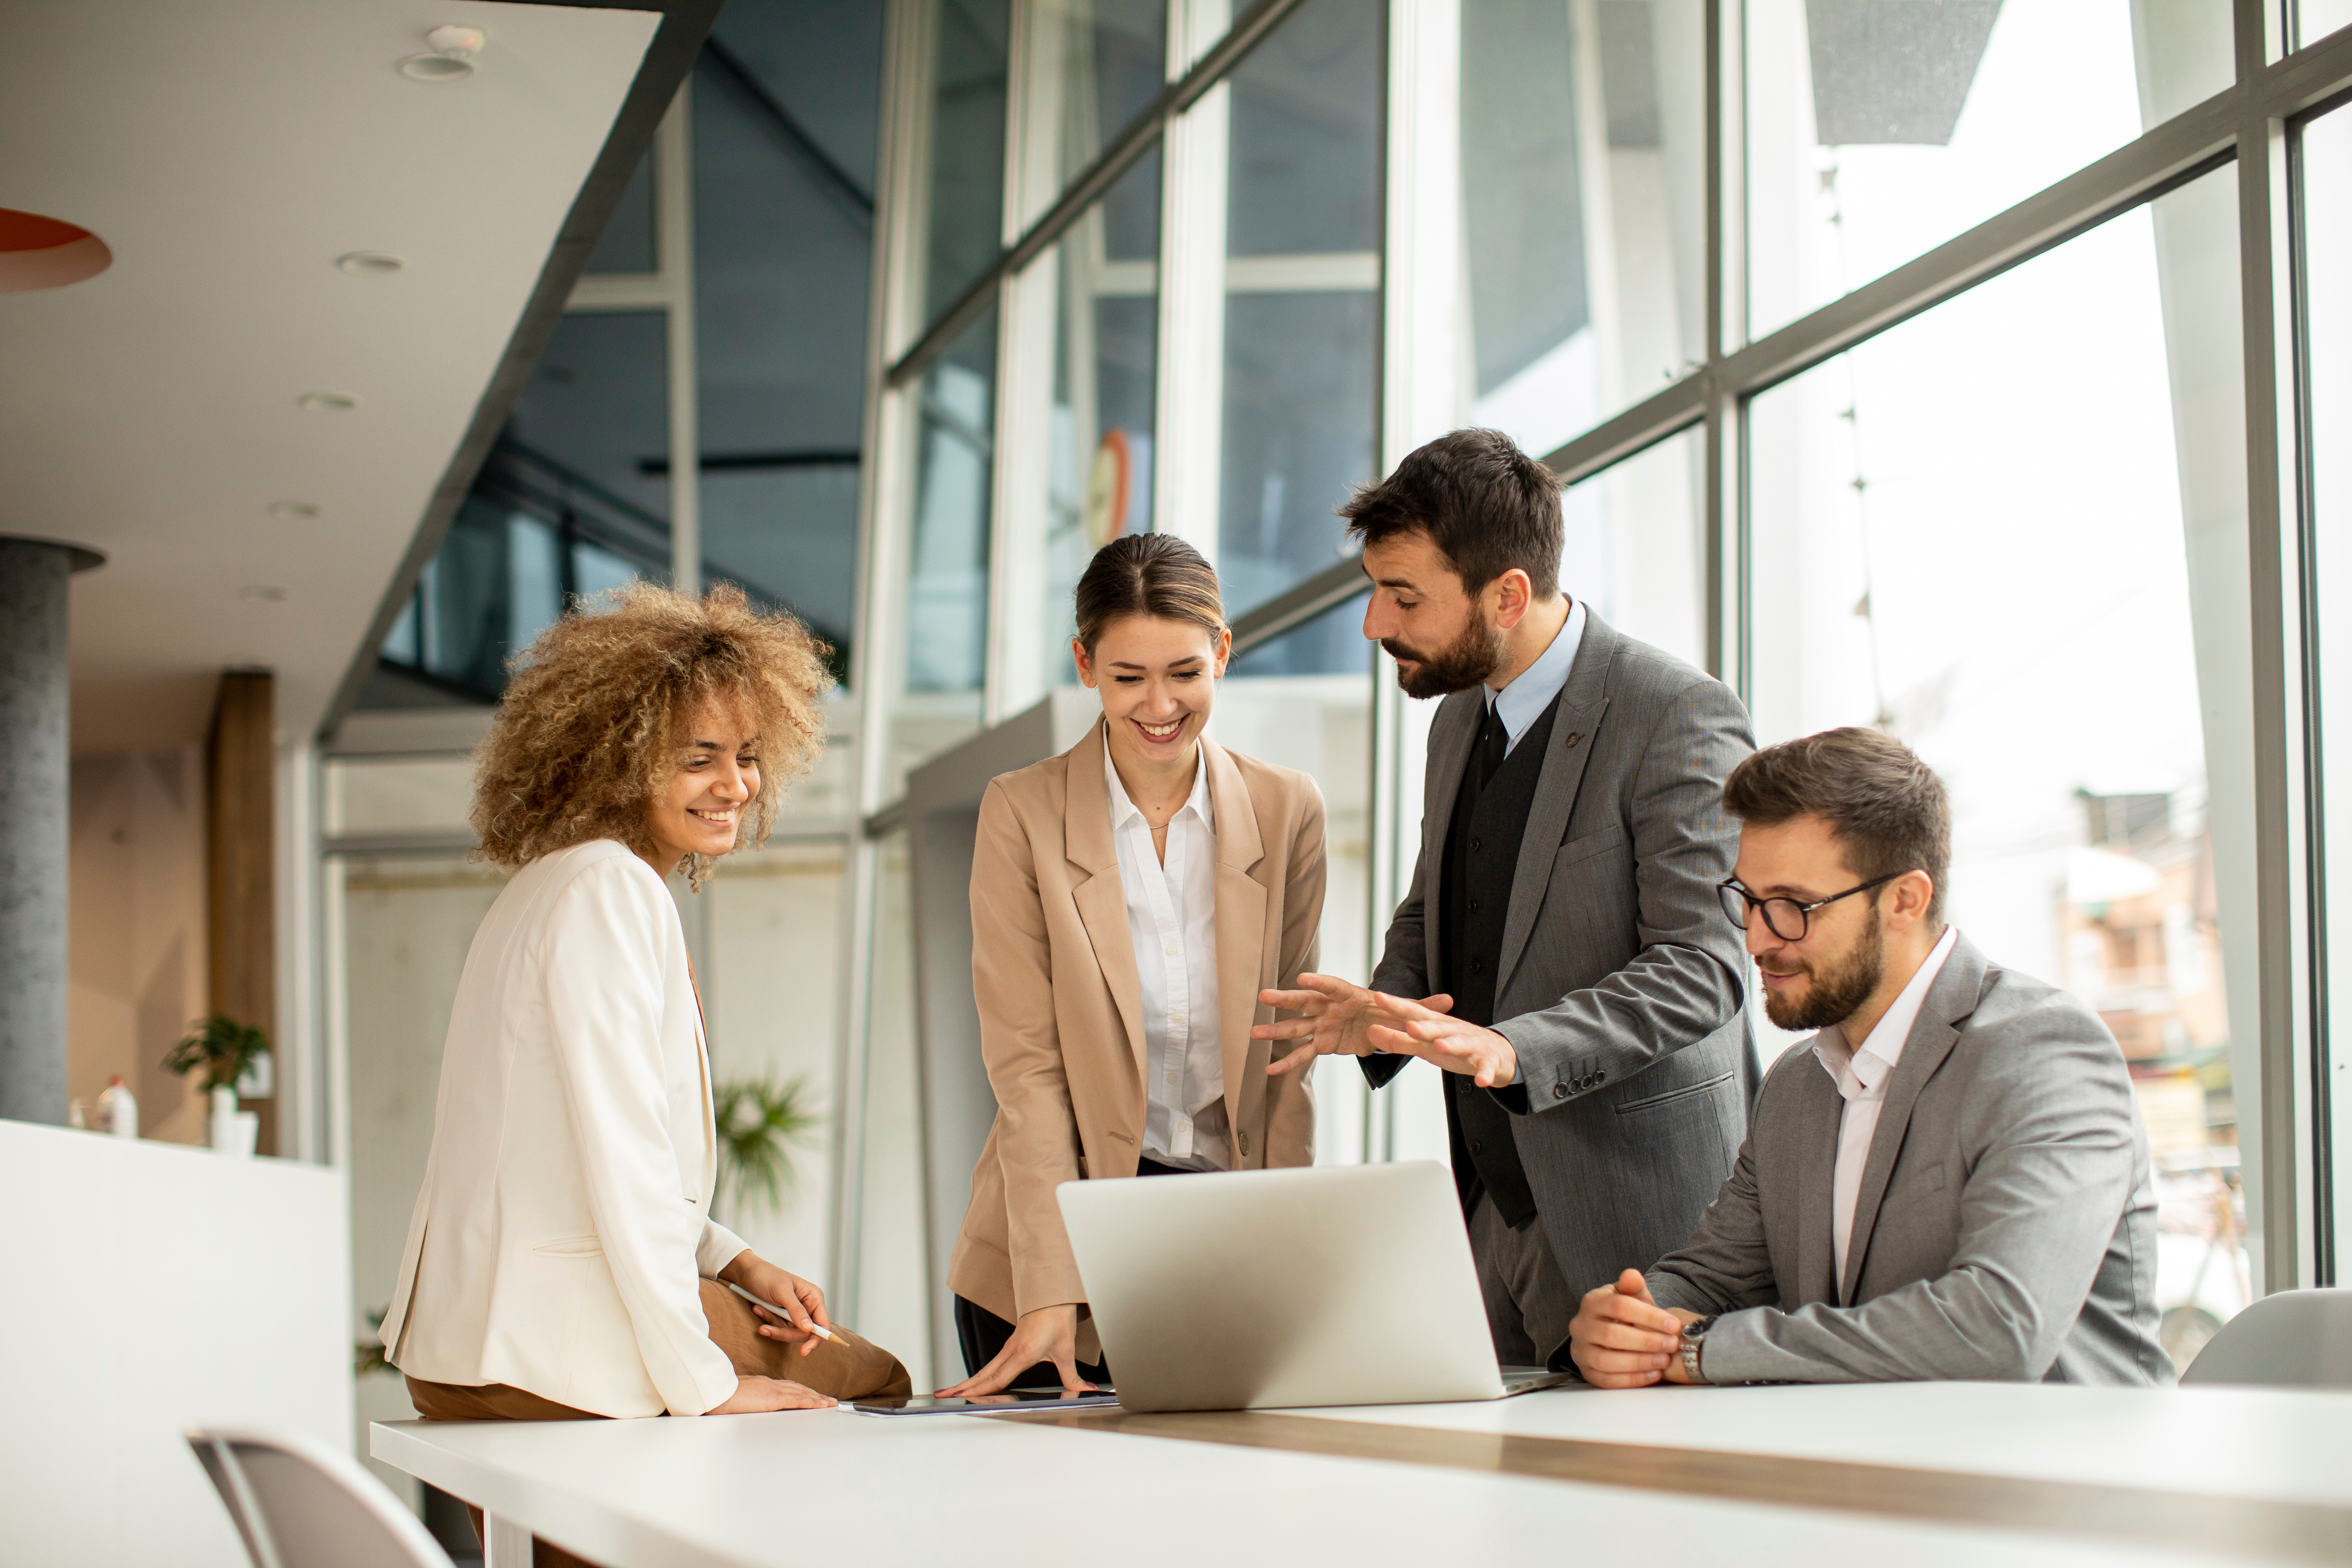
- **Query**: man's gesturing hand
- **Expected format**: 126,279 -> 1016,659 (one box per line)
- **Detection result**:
1254,974 -> 1456,1076
1364,992 -> 1520,1088
1568,1269 -> 1700,1388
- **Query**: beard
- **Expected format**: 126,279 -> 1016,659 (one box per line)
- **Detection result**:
1382,611 -> 1508,700
1760,908 -> 1885,1031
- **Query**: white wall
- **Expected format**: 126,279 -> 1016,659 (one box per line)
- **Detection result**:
0,1119 -> 353,1567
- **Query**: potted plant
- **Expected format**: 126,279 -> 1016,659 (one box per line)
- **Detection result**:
164,1014 -> 270,1150
712,1072 -> 823,1222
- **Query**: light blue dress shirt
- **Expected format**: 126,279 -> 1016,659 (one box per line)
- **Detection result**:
1484,596 -> 1586,754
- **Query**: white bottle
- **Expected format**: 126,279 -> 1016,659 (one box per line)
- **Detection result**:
95,1075 -> 138,1139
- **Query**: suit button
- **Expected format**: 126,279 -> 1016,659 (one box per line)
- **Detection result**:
1593,1070 -> 1605,1084
1470,837 -> 1482,853
1468,899 -> 1479,915
1469,1139 -> 1483,1154
1554,1084 -> 1568,1099
1470,958 -> 1484,974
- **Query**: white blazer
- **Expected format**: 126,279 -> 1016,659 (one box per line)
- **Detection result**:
379,839 -> 749,1418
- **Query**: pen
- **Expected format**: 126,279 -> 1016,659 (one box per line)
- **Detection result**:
727,1280 -> 841,1343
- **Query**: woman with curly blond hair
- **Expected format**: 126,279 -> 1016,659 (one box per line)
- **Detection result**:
380,584 -> 908,1474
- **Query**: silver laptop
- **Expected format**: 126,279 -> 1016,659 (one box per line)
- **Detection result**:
1057,1160 -> 1575,1412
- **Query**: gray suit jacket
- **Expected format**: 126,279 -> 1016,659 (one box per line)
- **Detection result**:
1369,610 -> 1757,1295
1648,932 -> 2172,1386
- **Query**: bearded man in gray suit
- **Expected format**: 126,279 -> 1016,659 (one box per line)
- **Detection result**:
1569,728 -> 2169,1387
1257,428 -> 1758,1369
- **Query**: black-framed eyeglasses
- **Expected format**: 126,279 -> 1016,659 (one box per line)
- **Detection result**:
1717,873 -> 1900,941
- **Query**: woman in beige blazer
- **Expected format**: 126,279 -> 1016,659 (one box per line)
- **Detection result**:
941,534 -> 1328,1395
382,584 -> 908,1479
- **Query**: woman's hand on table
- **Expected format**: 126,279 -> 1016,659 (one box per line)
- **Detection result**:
721,1253 -> 833,1356
936,1303 -> 1096,1397
709,1375 -> 836,1414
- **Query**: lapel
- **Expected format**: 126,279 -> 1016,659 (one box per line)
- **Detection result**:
1837,933 -> 1987,1304
1418,690 -> 1483,982
1793,1055 -> 1844,1307
1496,608 -> 1618,994
1203,738 -> 1270,1158
1064,721 -> 1150,1087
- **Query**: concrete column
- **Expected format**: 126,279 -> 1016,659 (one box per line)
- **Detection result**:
0,538 -> 100,1125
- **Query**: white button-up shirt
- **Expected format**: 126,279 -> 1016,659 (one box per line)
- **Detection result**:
1105,743 -> 1228,1171
1814,922 -> 1959,1291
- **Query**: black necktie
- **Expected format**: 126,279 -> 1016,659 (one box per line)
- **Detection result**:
1476,701 -> 1509,790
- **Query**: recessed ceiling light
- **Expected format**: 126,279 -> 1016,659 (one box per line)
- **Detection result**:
337,252 -> 404,274
268,501 -> 321,519
239,586 -> 289,602
298,392 -> 358,413
399,24 -> 485,81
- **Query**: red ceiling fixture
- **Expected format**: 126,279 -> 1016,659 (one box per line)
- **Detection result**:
0,209 -> 112,293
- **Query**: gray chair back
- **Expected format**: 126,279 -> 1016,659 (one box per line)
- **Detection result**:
2179,1288 -> 2352,1388
186,1427 -> 453,1568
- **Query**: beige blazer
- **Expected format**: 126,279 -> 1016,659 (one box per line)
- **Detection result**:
378,839 -> 750,1419
947,722 -> 1327,1340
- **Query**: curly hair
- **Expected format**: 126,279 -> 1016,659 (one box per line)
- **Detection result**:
471,581 -> 833,887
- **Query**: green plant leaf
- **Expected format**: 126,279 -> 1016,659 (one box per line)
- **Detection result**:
712,1072 -> 825,1221
163,1014 -> 271,1091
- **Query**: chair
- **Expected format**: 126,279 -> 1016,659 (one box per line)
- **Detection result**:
187,1427 -> 455,1568
2178,1288 -> 2352,1388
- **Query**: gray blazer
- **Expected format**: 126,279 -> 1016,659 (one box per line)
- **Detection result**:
1648,932 -> 2172,1386
1370,610 -> 1757,1295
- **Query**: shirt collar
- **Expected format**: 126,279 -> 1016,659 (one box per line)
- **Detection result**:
1814,923 -> 1959,1096
1484,596 -> 1586,743
1102,737 -> 1213,834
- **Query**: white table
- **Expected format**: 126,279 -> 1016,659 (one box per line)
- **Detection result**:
372,1383 -> 2352,1568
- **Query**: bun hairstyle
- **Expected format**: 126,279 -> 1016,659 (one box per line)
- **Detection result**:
1072,533 -> 1227,655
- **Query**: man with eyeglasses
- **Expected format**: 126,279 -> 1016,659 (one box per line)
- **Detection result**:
1567,726 -> 2170,1388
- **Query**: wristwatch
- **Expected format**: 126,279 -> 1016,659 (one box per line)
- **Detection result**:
1677,1315 -> 1716,1384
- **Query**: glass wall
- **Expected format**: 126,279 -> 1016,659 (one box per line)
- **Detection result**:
1458,0 -> 1705,456
1748,170 -> 2253,1365
1745,0 -> 2232,339
1215,0 -> 1380,626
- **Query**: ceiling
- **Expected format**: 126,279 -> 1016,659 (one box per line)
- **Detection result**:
0,0 -> 664,752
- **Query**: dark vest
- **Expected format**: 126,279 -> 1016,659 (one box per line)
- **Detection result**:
1437,690 -> 1563,1228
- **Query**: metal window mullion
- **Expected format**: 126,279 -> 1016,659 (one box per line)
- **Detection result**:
1702,0 -> 1745,685
659,85 -> 700,594
2239,0 -> 2318,1294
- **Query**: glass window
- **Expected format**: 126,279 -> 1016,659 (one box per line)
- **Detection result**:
1024,0 -> 1167,219
2300,0 -> 2352,48
1457,0 -> 1705,457
1043,149 -> 1162,686
584,148 -> 657,275
892,306 -> 1000,794
2303,100 -> 2352,1272
694,9 -> 887,686
1563,424 -> 1706,667
917,0 -> 1014,327
1220,594 -> 1376,1163
372,313 -> 669,705
1747,167 -> 2252,1367
1216,0 -> 1381,626
1745,0 -> 2233,340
